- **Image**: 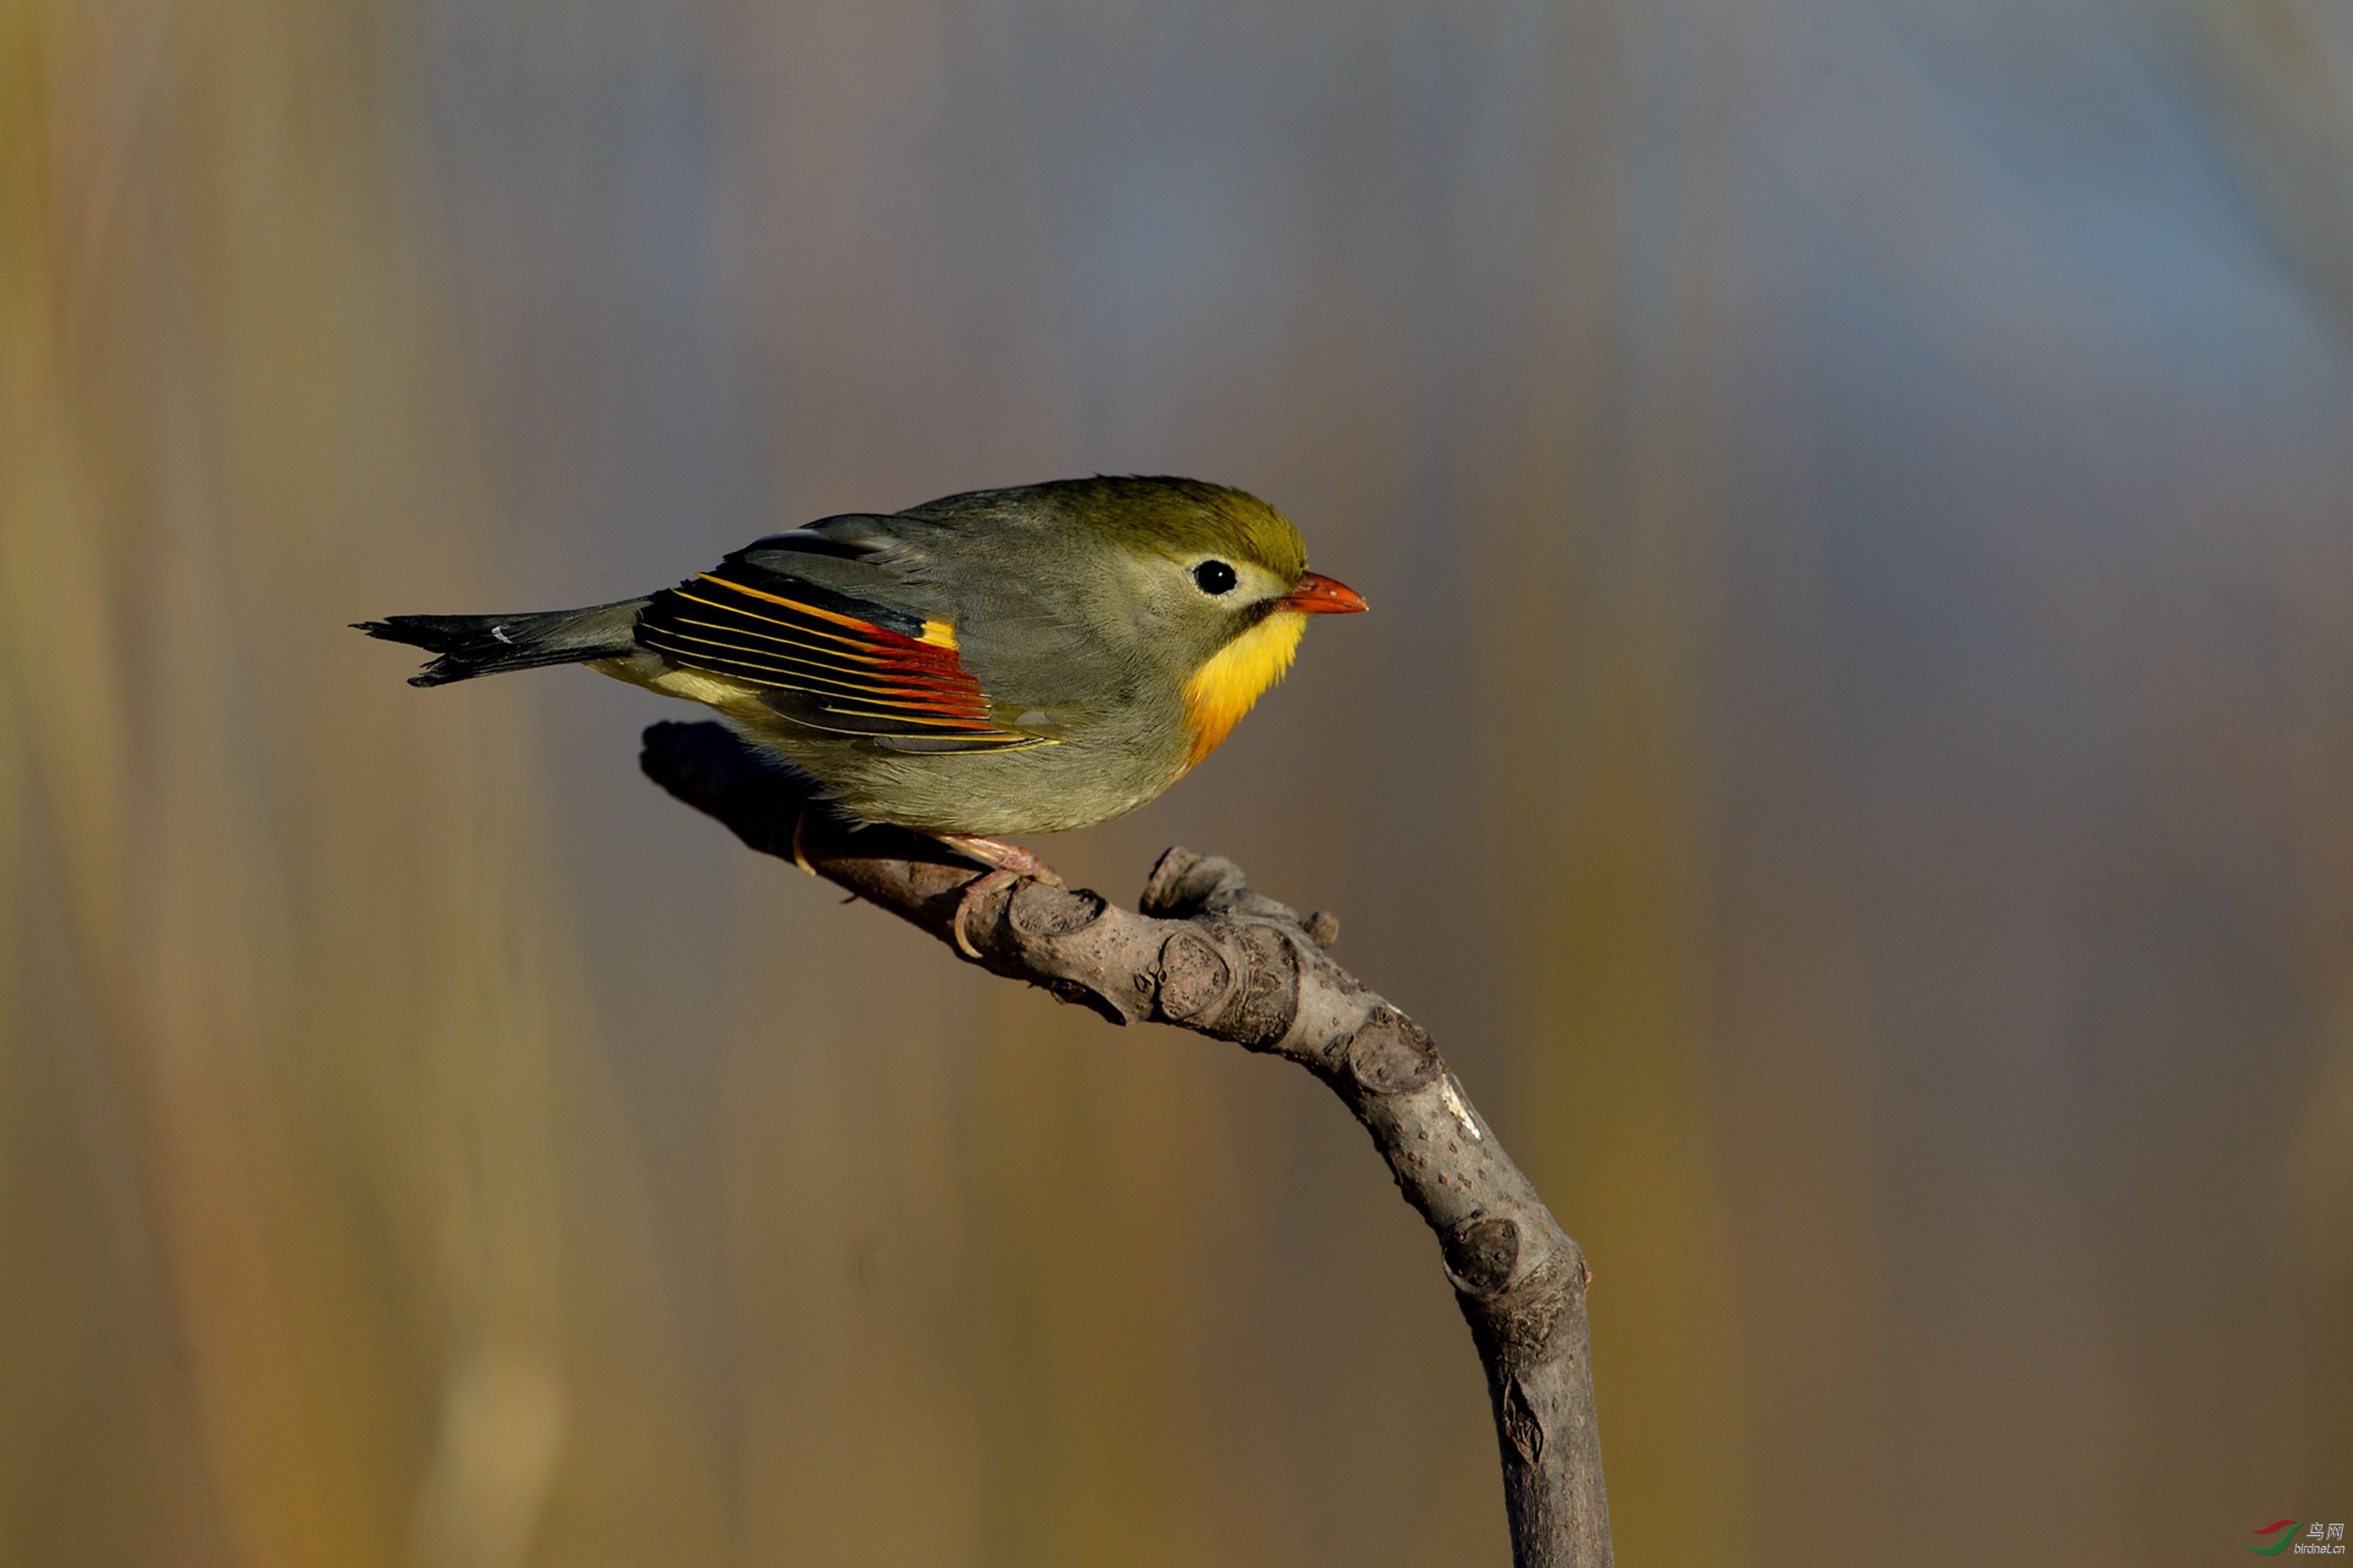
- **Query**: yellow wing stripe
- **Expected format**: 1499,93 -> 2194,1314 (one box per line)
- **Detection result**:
671,587 -> 879,654
698,574 -> 960,646
698,572 -> 888,629
698,573 -> 960,651
641,568 -> 1007,741
643,645 -> 998,728
640,623 -> 957,704
657,611 -> 960,687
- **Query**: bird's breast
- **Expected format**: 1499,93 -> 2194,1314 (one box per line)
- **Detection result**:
1180,610 -> 1307,767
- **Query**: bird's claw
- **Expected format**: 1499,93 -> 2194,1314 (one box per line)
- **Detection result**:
951,868 -> 1020,959
935,834 -> 1064,959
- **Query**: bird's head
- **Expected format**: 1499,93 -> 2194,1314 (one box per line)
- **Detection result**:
1051,476 -> 1368,765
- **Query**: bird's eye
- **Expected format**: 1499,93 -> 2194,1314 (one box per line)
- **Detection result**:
1193,559 -> 1238,595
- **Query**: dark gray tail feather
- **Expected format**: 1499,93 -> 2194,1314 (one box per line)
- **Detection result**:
353,599 -> 647,687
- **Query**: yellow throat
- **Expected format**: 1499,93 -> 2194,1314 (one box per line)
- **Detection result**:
1182,609 -> 1307,767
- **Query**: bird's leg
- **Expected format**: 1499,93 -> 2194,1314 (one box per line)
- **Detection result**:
932,833 -> 1065,959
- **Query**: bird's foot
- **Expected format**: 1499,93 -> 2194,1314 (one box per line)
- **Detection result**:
933,834 -> 1065,959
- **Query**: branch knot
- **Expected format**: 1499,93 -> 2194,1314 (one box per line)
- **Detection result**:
1155,928 -> 1238,1022
1344,1008 -> 1442,1095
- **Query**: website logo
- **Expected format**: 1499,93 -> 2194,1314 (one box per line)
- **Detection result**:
2249,1520 -> 2347,1556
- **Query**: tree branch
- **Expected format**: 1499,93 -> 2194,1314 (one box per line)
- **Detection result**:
640,720 -> 1613,1568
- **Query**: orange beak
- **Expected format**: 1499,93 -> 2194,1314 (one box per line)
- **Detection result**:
1279,572 -> 1369,615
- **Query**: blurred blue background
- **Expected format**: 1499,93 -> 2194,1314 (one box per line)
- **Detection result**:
4,1 -> 2348,1564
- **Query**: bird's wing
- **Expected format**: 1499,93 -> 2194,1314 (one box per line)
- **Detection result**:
635,545 -> 1051,754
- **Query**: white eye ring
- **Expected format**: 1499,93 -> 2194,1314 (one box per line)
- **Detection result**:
1193,559 -> 1238,595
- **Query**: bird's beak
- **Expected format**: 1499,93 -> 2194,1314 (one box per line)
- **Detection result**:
1279,572 -> 1369,615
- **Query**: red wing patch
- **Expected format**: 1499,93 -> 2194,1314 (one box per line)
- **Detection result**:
636,568 -> 1046,752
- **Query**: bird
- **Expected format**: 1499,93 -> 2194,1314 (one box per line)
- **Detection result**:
356,476 -> 1367,953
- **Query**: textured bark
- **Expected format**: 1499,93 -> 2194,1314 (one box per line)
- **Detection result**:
640,720 -> 1613,1568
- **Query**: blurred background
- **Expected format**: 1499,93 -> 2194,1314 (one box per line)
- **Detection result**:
5,0 -> 2349,1564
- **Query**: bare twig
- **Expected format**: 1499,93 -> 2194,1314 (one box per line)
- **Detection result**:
640,721 -> 1613,1568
